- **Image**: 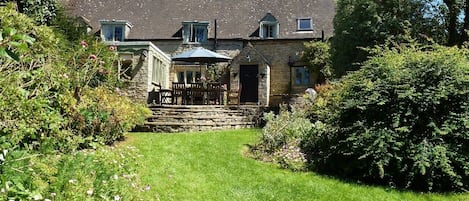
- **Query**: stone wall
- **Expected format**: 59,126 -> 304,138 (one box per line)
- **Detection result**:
115,42 -> 170,103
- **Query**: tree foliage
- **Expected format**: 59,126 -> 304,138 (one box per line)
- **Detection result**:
302,44 -> 469,192
0,0 -> 59,25
331,0 -> 445,76
302,41 -> 332,79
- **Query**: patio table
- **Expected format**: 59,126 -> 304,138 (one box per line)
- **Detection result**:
172,82 -> 225,105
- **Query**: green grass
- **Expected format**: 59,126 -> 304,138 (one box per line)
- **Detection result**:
126,129 -> 468,201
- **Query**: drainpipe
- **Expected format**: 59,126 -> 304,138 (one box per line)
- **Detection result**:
214,19 -> 218,50
288,56 -> 294,94
321,30 -> 325,42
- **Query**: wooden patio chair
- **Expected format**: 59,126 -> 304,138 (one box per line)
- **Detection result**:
188,83 -> 205,105
172,82 -> 187,105
151,82 -> 172,105
206,82 -> 222,105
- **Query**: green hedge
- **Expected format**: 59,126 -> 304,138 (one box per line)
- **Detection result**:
302,45 -> 469,192
0,4 -> 150,199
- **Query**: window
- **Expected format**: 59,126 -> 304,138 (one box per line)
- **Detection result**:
259,13 -> 279,39
262,23 -> 275,38
100,20 -> 132,42
294,67 -> 310,85
297,18 -> 313,31
177,70 -> 201,83
102,25 -> 124,41
152,56 -> 163,83
182,21 -> 209,43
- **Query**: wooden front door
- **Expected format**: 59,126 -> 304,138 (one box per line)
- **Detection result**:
239,65 -> 258,103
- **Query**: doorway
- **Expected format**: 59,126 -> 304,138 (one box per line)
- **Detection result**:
239,65 -> 258,103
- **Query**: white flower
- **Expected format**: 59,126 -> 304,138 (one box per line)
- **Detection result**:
68,179 -> 76,184
0,154 -> 4,162
33,194 -> 41,200
114,195 -> 121,201
113,174 -> 118,180
87,189 -> 93,195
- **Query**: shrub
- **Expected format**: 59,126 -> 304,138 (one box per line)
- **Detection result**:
302,41 -> 333,78
272,139 -> 307,171
250,103 -> 313,171
70,87 -> 151,147
259,104 -> 314,153
1,5 -> 149,153
0,5 -> 151,199
302,45 -> 469,192
0,146 -> 146,200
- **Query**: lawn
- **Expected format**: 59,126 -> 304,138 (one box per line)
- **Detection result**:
125,129 -> 468,201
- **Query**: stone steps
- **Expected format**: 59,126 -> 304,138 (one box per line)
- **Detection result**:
135,105 -> 264,133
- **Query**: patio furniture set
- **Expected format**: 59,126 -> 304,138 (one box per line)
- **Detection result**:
150,82 -> 241,105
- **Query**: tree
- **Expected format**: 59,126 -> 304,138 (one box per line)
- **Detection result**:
0,0 -> 59,25
302,41 -> 332,81
331,0 -> 444,77
440,0 -> 469,45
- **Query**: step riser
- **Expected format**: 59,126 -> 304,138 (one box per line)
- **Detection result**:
136,124 -> 256,133
135,105 -> 264,133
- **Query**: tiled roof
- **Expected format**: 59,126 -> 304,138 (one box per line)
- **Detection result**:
63,0 -> 335,40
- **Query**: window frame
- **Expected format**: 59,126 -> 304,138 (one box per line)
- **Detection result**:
182,21 -> 209,44
102,24 -> 126,42
260,21 -> 279,39
100,20 -> 131,42
152,56 -> 161,83
293,66 -> 311,86
297,18 -> 313,31
176,70 -> 201,84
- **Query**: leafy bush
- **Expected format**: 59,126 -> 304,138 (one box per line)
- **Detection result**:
259,104 -> 313,153
0,145 -> 146,200
272,139 -> 307,171
250,103 -> 313,171
0,4 -> 149,152
302,45 -> 469,192
71,87 -> 151,147
0,5 -> 151,199
302,41 -> 333,78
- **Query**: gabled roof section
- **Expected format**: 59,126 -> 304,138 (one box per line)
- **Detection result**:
62,0 -> 335,40
232,42 -> 271,66
260,13 -> 277,23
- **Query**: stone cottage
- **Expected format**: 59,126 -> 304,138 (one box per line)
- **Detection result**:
64,0 -> 335,106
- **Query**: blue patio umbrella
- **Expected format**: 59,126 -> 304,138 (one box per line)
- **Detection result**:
171,47 -> 231,63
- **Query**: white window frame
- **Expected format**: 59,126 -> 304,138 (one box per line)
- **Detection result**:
297,18 -> 313,31
260,21 -> 279,39
182,21 -> 209,44
102,25 -> 125,41
152,56 -> 161,83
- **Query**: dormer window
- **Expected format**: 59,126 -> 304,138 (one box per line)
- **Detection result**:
259,13 -> 279,39
182,21 -> 209,43
297,18 -> 313,31
100,20 -> 132,42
